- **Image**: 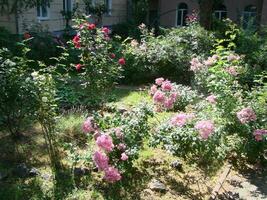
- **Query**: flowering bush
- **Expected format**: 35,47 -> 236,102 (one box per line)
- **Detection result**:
150,99 -> 229,165
122,22 -> 214,84
59,16 -> 124,107
150,78 -> 200,112
81,103 -> 153,183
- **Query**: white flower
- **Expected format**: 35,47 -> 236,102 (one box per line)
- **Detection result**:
42,97 -> 48,103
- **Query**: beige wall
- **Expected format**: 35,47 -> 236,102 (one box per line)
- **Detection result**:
0,14 -> 17,33
159,0 -> 198,27
159,0 -> 264,27
0,0 -> 127,34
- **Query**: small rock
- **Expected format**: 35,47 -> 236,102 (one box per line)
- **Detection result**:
149,179 -> 167,192
13,163 -> 29,178
117,107 -> 128,114
170,160 -> 182,171
29,168 -> 39,177
74,167 -> 90,176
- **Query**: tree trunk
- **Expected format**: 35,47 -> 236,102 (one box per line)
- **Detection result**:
199,0 -> 214,30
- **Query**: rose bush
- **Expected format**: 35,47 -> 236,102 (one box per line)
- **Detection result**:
74,103 -> 154,183
121,22 -> 214,84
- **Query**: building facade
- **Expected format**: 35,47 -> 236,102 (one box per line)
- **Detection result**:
0,0 -> 127,34
153,0 -> 267,27
1,0 -> 267,34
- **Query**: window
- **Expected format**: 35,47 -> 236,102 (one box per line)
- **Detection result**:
37,0 -> 50,20
243,5 -> 257,28
64,0 -> 73,12
176,3 -> 188,26
214,4 -> 227,20
105,0 -> 112,15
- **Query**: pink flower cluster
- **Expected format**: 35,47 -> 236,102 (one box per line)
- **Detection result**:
190,55 -> 218,72
195,120 -> 215,140
227,54 -> 240,62
236,107 -> 257,124
82,117 -> 97,133
253,129 -> 267,141
190,58 -> 204,72
151,78 -> 178,111
84,118 -> 129,183
226,66 -> 239,76
206,95 -> 217,104
72,35 -> 81,48
171,113 -> 194,127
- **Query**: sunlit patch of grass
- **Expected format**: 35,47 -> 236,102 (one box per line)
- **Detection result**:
107,86 -> 152,108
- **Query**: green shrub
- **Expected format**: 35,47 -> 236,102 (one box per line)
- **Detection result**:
0,47 -> 39,138
122,23 -> 214,84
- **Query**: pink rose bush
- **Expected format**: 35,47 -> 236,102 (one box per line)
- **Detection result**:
236,107 -> 257,124
81,104 -> 153,183
171,113 -> 194,127
151,78 -> 179,111
195,120 -> 215,140
253,129 -> 267,141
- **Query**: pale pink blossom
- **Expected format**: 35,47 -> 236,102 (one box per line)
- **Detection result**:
171,113 -> 189,127
93,151 -> 109,170
82,117 -> 96,133
121,153 -> 128,161
104,167 -> 122,183
117,143 -> 127,151
150,84 -> 158,95
161,80 -> 173,91
206,95 -> 217,104
115,127 -> 123,139
204,56 -> 215,66
190,58 -> 204,72
237,107 -> 257,124
212,54 -> 219,60
153,90 -> 165,103
253,129 -> 267,141
195,120 -> 215,139
226,66 -> 239,76
155,77 -> 164,85
164,98 -> 175,109
227,54 -> 240,62
96,134 -> 114,152
170,92 -> 178,100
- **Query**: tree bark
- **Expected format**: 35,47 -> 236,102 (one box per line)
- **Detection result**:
198,0 -> 214,30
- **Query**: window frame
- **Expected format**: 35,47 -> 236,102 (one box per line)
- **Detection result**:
64,0 -> 73,12
176,3 -> 188,27
37,0 -> 50,20
242,5 -> 257,28
105,0 -> 112,16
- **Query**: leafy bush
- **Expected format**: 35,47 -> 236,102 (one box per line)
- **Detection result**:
0,47 -> 39,138
151,42 -> 267,165
122,23 -> 214,84
64,103 -> 153,183
57,16 -> 124,108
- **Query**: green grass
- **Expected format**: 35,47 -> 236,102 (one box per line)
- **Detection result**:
107,86 -> 152,108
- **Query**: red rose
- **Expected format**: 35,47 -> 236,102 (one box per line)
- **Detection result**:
118,58 -> 126,65
73,35 -> 81,48
88,23 -> 96,30
110,53 -> 116,59
24,32 -> 31,39
102,27 -> 109,35
75,64 -> 82,71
